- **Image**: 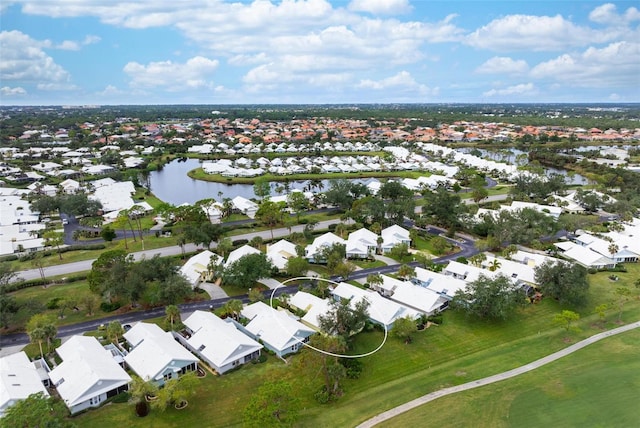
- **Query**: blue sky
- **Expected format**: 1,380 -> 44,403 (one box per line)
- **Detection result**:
1,0 -> 639,105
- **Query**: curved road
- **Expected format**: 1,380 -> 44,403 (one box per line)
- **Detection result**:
356,320 -> 640,428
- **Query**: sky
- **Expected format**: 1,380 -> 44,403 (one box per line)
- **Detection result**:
1,0 -> 639,105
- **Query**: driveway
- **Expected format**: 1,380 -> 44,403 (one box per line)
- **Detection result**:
257,278 -> 284,290
197,281 -> 229,300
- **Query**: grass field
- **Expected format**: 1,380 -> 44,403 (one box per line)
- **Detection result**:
377,329 -> 640,428
71,264 -> 640,427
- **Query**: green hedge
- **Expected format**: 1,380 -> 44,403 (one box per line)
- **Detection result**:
4,273 -> 88,293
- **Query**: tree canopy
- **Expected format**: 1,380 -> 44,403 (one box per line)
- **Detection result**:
534,261 -> 589,307
452,274 -> 525,320
222,253 -> 275,288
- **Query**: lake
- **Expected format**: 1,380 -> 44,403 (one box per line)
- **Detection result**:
149,158 -> 338,205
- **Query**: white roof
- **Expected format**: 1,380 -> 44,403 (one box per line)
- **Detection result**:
305,232 -> 346,259
332,282 -> 419,327
183,311 -> 262,368
382,276 -> 446,315
555,242 -> 615,267
0,352 -> 49,416
413,267 -> 468,297
124,323 -> 198,382
289,291 -> 332,330
381,224 -> 411,247
90,180 -> 136,213
225,244 -> 261,267
241,302 -> 315,352
49,336 -> 131,408
346,228 -> 379,255
442,260 -> 496,283
179,250 -> 222,286
266,240 -> 297,270
231,196 -> 258,212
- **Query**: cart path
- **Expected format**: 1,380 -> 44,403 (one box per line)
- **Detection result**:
356,320 -> 640,428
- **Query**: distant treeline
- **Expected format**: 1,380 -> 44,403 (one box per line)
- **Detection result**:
1,104 -> 639,142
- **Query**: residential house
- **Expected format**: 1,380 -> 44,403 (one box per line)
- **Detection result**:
0,352 -> 50,417
346,228 -> 379,259
289,291 -> 332,330
305,232 -> 346,262
225,244 -> 262,268
372,274 -> 450,316
239,302 -> 315,358
266,239 -> 298,271
48,336 -> 131,414
380,225 -> 411,253
231,196 -> 259,219
179,250 -> 222,288
554,241 -> 615,269
124,323 -> 199,387
331,282 -> 420,329
179,311 -> 262,374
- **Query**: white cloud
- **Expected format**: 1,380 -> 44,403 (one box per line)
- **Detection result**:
348,0 -> 412,15
530,41 -> 640,87
123,56 -> 219,91
56,40 -> 80,50
36,82 -> 78,90
475,56 -> 529,74
357,71 -> 438,96
589,3 -> 640,25
83,35 -> 101,45
97,85 -> 124,96
1,86 -> 27,96
466,14 -> 614,51
0,30 -> 71,83
483,83 -> 537,97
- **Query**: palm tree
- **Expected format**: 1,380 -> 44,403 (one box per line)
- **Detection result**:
488,259 -> 502,272
165,305 -> 181,331
397,264 -> 416,281
28,327 -> 48,360
608,243 -> 619,268
107,321 -> 124,345
177,236 -> 187,260
27,314 -> 57,359
222,299 -> 244,321
366,273 -> 383,290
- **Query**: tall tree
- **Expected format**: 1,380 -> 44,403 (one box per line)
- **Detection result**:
391,316 -> 417,343
534,261 -> 589,307
287,191 -> 309,222
2,392 -> 72,428
255,199 -> 287,239
222,253 -> 275,288
165,305 -> 181,330
43,230 -> 64,260
452,274 -> 524,320
421,185 -> 464,231
107,320 -> 124,345
318,298 -> 370,343
27,314 -> 57,359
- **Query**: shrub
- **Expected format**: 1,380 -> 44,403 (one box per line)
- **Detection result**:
232,239 -> 249,246
111,392 -> 130,403
327,223 -> 337,231
100,301 -> 121,312
456,257 -> 468,264
46,297 -> 62,310
257,354 -> 267,363
340,358 -> 363,379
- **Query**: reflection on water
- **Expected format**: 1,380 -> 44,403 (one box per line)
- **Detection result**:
149,159 -> 335,205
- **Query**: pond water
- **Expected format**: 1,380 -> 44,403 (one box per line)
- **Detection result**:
149,158 -> 338,205
459,147 -> 590,185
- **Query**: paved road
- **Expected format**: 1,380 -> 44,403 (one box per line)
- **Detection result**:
356,320 -> 640,428
12,219 -> 346,283
0,285 -> 299,348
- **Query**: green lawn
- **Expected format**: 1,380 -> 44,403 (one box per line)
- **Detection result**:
377,329 -> 640,428
66,263 -> 640,428
352,259 -> 387,269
